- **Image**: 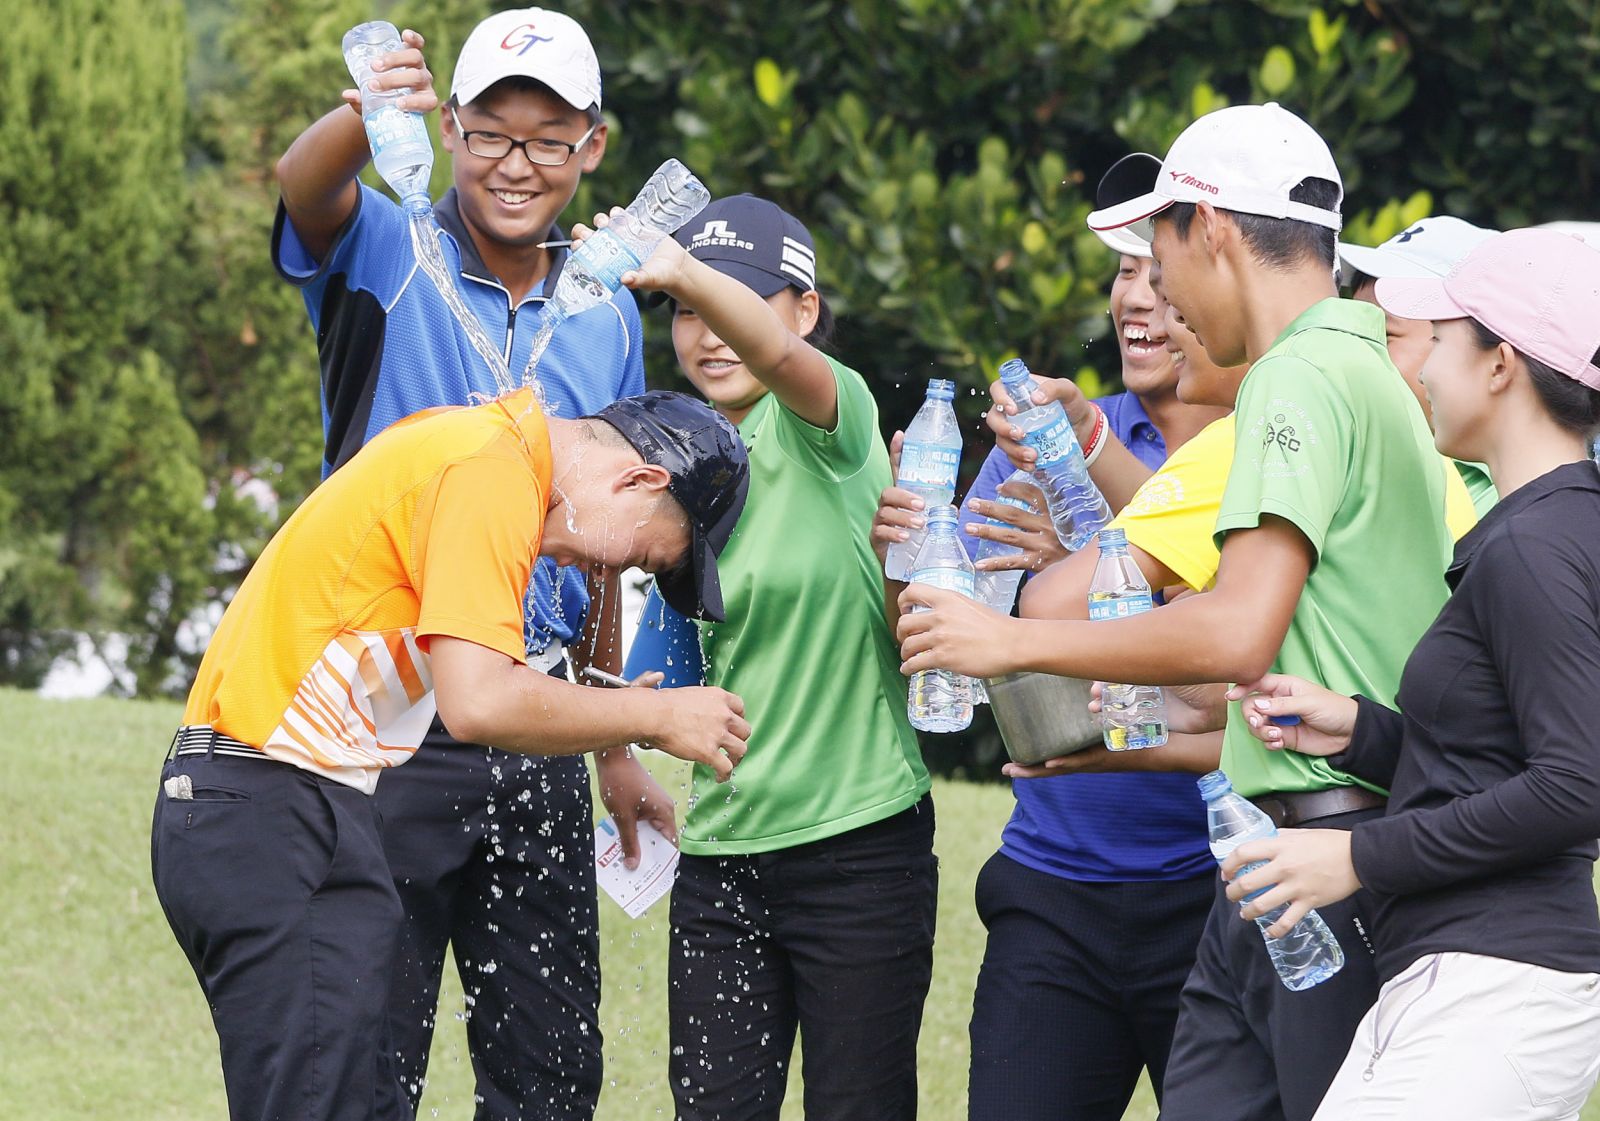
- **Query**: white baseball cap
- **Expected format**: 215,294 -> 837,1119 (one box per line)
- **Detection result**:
1339,216 -> 1497,283
450,8 -> 602,112
1087,102 -> 1343,240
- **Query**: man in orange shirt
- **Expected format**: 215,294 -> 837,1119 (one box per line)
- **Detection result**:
153,388 -> 750,1121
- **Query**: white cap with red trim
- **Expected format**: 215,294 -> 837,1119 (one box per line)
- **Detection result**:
1087,102 -> 1343,240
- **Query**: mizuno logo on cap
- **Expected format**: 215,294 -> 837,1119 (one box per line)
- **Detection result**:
690,220 -> 755,253
1169,171 -> 1219,196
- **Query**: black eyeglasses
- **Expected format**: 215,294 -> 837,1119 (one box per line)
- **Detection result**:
448,107 -> 598,167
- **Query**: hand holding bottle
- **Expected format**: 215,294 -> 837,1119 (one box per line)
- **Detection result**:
1221,829 -> 1361,940
986,370 -> 1095,471
340,28 -> 438,118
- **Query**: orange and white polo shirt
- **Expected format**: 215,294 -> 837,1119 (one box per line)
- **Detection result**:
182,388 -> 552,793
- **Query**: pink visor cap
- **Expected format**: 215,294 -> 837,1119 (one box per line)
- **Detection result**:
1376,228 -> 1600,392
1087,102 -> 1343,241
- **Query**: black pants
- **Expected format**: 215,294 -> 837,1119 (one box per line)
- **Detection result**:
1160,807 -> 1383,1121
966,852 -> 1215,1121
668,797 -> 939,1121
151,753 -> 406,1121
376,726 -> 601,1121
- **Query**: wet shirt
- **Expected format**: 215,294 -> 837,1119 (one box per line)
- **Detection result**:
646,358 -> 929,856
1214,298 -> 1453,800
1336,462 -> 1600,980
273,185 -> 644,659
959,393 -> 1213,882
182,391 -> 551,794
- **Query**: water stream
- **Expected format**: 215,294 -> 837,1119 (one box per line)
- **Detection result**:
408,208 -> 518,397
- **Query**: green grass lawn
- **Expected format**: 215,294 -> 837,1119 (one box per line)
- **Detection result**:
3,685 -> 1596,1120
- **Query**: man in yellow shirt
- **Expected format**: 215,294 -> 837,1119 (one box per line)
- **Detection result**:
154,388 -> 750,1121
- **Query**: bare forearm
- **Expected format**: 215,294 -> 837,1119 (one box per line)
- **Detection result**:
442,661 -> 663,755
573,569 -> 624,677
1086,436 -> 1155,513
1008,592 -> 1273,686
276,106 -> 370,256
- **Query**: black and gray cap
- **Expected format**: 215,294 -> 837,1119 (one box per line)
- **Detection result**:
588,391 -> 749,622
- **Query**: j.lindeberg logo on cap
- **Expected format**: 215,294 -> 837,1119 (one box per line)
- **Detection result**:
1168,170 -> 1220,196
499,24 -> 554,54
690,220 -> 756,253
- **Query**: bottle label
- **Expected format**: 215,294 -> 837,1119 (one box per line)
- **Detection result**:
364,105 -> 427,157
1022,410 -> 1079,468
897,441 -> 960,491
908,565 -> 974,599
1087,591 -> 1153,620
569,228 -> 643,292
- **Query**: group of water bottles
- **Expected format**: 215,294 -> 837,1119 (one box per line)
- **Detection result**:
891,362 -> 1166,751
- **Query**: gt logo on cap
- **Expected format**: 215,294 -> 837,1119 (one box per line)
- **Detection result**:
499,24 -> 554,54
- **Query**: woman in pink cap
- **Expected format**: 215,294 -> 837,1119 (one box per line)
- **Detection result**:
1213,227 -> 1600,1120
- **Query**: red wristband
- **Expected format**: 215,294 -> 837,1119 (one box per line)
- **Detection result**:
1081,404 -> 1109,466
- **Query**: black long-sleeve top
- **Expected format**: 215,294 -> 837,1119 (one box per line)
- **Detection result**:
1334,460 -> 1600,982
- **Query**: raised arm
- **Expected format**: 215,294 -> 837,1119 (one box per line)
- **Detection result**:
276,29 -> 438,262
582,217 -> 840,429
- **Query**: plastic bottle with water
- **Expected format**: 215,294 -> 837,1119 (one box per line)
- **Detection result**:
997,358 -> 1111,550
886,380 -> 962,581
971,469 -> 1038,613
342,22 -> 433,213
1198,771 -> 1345,991
907,506 -> 976,732
1089,528 -> 1168,750
547,161 -> 710,323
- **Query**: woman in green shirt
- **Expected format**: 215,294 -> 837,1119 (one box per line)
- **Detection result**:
597,195 -> 936,1120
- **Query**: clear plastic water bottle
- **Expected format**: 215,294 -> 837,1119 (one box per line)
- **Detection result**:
1089,528 -> 1168,750
1198,770 -> 1346,991
548,159 -> 711,322
907,506 -> 976,733
343,22 -> 434,213
997,358 -> 1111,550
971,469 -> 1038,613
886,380 -> 963,581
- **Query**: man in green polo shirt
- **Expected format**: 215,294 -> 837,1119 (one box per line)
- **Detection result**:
899,103 -> 1452,1121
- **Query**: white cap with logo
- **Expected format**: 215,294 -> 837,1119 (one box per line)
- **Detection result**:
450,8 -> 602,112
1338,216 -> 1498,283
1087,102 -> 1343,240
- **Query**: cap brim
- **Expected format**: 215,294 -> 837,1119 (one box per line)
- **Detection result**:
1374,276 -> 1467,322
454,70 -> 597,112
1092,225 -> 1152,258
1087,192 -> 1173,235
1338,242 -> 1435,282
647,257 -> 793,309
655,530 -> 725,623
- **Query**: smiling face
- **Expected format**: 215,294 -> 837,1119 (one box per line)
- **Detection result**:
1151,208 -> 1248,368
1417,318 -> 1498,462
441,80 -> 605,253
671,287 -> 817,423
1162,296 -> 1242,409
1110,255 -> 1177,396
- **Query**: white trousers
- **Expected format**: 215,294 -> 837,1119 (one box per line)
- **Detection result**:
1314,951 -> 1600,1121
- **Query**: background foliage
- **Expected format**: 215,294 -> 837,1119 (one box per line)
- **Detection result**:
5,0 -> 1597,694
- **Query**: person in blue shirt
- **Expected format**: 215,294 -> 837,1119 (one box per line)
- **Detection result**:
952,155 -> 1229,1121
271,11 -> 665,1119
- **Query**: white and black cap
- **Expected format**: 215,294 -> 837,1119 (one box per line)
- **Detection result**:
675,195 -> 817,297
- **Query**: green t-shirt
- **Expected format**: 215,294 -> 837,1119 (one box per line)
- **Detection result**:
682,357 -> 930,855
1454,459 -> 1500,518
1214,298 -> 1453,799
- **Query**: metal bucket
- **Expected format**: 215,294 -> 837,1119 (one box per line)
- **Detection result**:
983,672 -> 1102,765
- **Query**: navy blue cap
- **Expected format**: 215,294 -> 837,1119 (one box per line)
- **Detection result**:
588,391 -> 749,622
675,194 -> 817,297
